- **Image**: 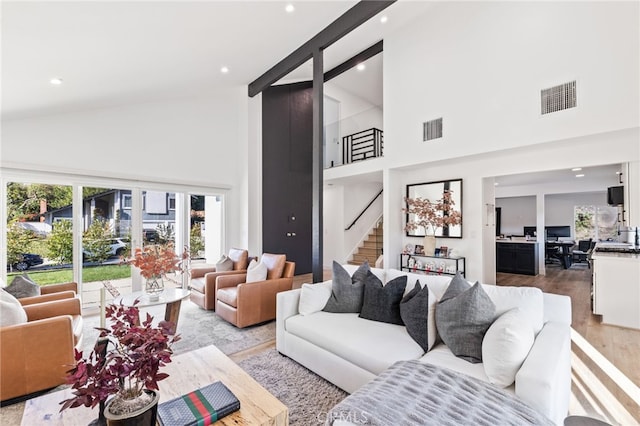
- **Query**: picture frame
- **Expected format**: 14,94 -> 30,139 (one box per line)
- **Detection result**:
414,244 -> 424,255
405,178 -> 463,238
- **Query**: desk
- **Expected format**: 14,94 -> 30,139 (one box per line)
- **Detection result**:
545,241 -> 575,269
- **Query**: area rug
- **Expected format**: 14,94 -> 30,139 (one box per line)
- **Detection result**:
238,349 -> 348,426
80,299 -> 275,356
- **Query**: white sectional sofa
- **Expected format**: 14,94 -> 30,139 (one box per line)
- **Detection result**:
276,266 -> 572,425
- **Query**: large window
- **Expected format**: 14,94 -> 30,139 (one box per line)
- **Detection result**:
2,173 -> 225,311
575,205 -> 619,241
5,181 -> 75,286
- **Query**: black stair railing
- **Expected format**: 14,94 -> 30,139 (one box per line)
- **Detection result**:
345,189 -> 383,231
342,128 -> 383,165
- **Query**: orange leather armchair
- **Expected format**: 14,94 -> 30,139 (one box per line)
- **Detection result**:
189,248 -> 250,310
1,283 -> 83,402
215,253 -> 295,328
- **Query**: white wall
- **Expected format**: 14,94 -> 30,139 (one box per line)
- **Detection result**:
324,84 -> 383,140
384,1 -> 639,169
1,88 -> 250,249
496,196 -> 536,236
545,192 -> 607,237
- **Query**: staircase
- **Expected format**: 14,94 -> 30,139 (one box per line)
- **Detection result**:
349,222 -> 383,265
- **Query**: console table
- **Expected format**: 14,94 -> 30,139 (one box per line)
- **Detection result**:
400,253 -> 465,277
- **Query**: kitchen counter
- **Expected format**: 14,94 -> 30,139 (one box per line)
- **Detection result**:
496,239 -> 538,244
592,252 -> 640,330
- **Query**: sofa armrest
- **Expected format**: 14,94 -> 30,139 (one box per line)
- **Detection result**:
23,297 -> 82,321
276,288 -> 301,353
20,290 -> 76,306
191,266 -> 216,279
40,281 -> 78,295
0,316 -> 76,401
515,322 -> 571,425
216,273 -> 247,290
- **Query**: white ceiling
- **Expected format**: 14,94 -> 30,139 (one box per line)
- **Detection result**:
1,1 -> 432,120
494,164 -> 622,188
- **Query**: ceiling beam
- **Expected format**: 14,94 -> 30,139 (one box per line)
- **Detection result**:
324,40 -> 383,82
248,1 -> 395,97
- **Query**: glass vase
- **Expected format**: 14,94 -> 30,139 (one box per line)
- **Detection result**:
145,276 -> 164,301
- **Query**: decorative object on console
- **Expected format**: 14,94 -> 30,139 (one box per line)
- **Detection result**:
404,178 -> 463,242
127,244 -> 189,302
414,244 -> 424,255
61,303 -> 180,425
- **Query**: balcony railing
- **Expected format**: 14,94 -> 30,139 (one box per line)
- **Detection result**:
342,128 -> 383,165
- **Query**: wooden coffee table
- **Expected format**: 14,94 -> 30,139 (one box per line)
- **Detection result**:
21,345 -> 288,425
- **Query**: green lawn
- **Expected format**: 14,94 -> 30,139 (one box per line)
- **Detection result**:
7,264 -> 131,286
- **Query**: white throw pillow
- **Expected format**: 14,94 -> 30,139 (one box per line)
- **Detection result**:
298,280 -> 332,316
482,308 -> 535,387
0,289 -> 28,327
246,259 -> 268,283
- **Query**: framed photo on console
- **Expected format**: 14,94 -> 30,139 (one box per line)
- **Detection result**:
414,244 -> 424,255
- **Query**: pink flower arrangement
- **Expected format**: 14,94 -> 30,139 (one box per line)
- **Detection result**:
403,190 -> 462,235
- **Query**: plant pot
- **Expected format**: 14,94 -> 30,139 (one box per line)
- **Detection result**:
104,390 -> 159,426
423,235 -> 436,256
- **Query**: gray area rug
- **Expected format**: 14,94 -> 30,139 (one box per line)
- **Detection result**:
238,349 -> 348,426
80,299 -> 275,356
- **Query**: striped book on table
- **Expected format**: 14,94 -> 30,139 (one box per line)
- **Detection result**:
157,381 -> 240,426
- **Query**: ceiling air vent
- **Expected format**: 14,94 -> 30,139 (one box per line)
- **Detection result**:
541,81 -> 576,115
423,118 -> 443,141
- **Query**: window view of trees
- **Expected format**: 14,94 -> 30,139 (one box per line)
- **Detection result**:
575,205 -> 619,241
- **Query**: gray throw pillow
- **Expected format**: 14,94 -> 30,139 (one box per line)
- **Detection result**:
215,255 -> 234,272
436,281 -> 496,364
440,272 -> 470,302
323,261 -> 369,313
359,271 -> 407,325
4,274 -> 40,299
400,281 -> 430,352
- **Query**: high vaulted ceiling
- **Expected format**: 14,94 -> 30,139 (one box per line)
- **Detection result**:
1,1 -> 432,121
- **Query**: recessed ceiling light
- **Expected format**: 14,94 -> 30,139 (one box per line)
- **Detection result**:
50,78 -> 63,85
571,167 -> 582,171
220,66 -> 229,74
494,182 -> 499,186
380,15 -> 388,23
356,63 -> 366,71
285,4 -> 294,13
576,174 -> 585,178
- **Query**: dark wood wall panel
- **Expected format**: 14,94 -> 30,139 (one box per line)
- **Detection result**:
262,82 -> 313,274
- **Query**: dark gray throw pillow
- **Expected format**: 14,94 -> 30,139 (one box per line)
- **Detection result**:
4,274 -> 40,299
323,261 -> 370,313
436,281 -> 496,364
359,271 -> 407,325
400,281 -> 430,352
440,272 -> 470,302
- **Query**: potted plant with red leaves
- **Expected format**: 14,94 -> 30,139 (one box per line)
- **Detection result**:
60,302 -> 180,425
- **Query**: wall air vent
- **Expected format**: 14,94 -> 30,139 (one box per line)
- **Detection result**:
423,118 -> 443,141
541,80 -> 576,115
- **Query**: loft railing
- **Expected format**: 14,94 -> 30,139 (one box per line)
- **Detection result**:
343,128 -> 383,165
